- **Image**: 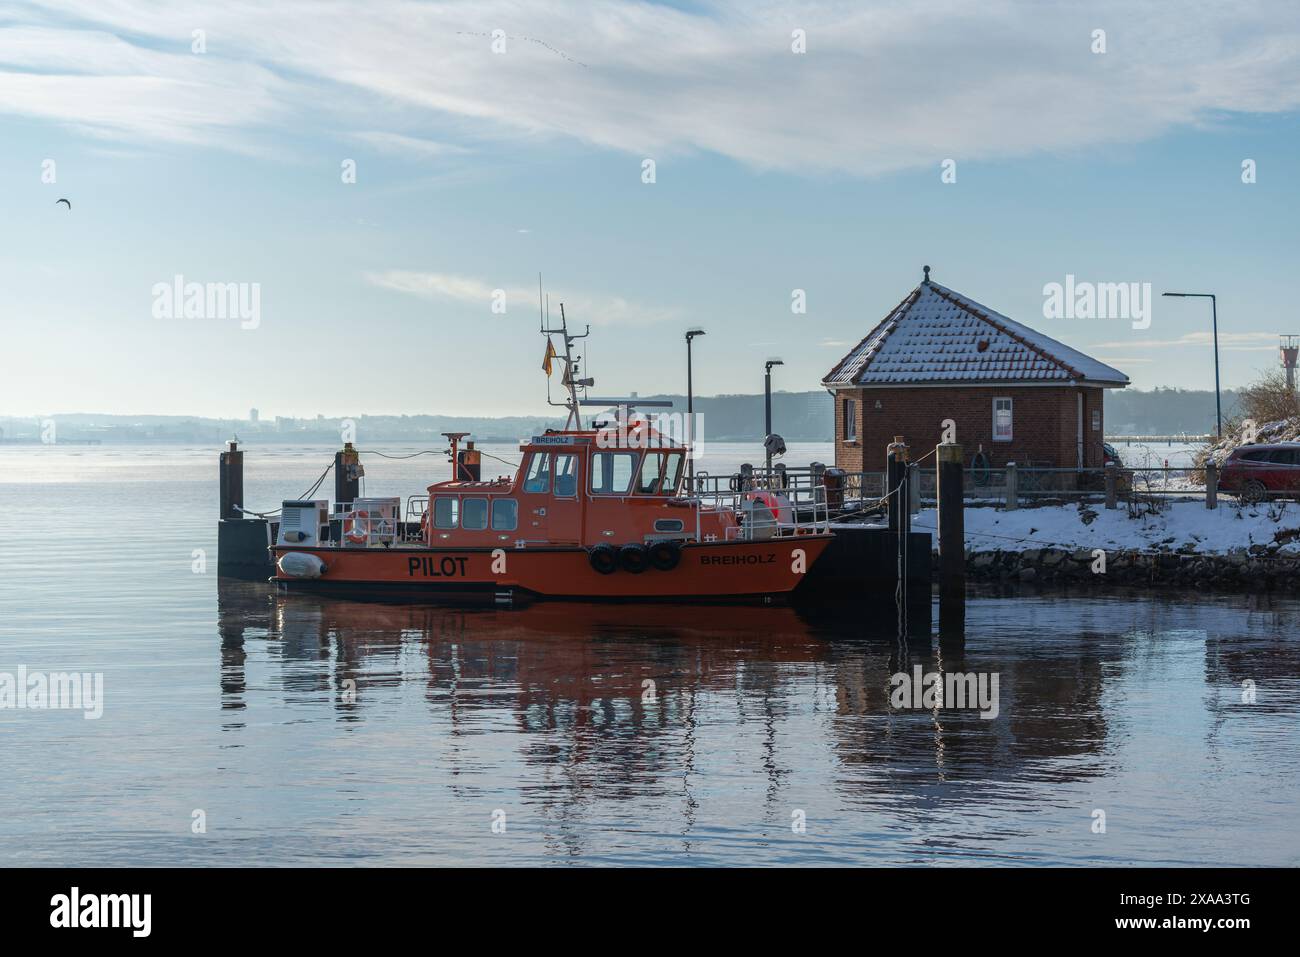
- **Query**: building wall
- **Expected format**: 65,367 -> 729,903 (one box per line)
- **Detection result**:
832,385 -> 1109,472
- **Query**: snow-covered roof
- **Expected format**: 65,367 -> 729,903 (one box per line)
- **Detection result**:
823,279 -> 1129,388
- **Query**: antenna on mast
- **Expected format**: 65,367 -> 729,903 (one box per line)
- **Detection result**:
541,298 -> 591,429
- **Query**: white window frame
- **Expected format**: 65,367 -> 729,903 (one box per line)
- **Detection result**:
844,398 -> 858,442
589,451 -> 639,496
993,397 -> 1013,442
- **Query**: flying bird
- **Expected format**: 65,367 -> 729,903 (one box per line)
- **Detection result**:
55,198 -> 71,210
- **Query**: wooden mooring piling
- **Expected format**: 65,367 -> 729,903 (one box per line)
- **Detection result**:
937,441 -> 966,641
217,440 -> 274,579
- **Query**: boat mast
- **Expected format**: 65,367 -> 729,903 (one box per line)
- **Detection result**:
542,301 -> 590,430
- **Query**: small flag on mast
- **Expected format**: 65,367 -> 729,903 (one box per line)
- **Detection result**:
542,338 -> 558,376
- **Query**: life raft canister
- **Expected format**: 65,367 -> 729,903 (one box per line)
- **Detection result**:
744,491 -> 793,525
344,509 -> 370,545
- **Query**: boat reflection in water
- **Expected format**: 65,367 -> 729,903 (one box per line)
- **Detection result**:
213,581 -> 1300,864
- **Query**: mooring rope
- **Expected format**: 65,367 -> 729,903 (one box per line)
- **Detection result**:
356,448 -> 521,471
233,460 -> 334,518
355,448 -> 441,459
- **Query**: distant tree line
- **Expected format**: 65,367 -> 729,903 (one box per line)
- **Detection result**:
1103,387 -> 1243,435
1,387 -> 1259,444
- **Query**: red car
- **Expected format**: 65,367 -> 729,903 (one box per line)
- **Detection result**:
1218,442 -> 1300,503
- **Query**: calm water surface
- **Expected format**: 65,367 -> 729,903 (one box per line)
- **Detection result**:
1,444 -> 1297,866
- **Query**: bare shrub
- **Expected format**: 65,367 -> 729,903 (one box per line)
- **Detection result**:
1192,369 -> 1300,478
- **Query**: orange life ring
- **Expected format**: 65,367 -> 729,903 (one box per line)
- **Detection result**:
344,509 -> 370,544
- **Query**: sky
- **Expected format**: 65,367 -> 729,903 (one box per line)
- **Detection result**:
2,0 -> 1299,419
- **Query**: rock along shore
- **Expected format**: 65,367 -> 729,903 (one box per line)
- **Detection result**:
948,545 -> 1297,591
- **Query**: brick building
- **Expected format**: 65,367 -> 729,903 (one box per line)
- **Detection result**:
823,271 -> 1128,472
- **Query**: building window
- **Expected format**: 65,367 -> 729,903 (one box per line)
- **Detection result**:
461,498 -> 488,530
1091,409 -> 1101,432
433,496 -> 459,529
843,398 -> 858,442
491,499 -> 517,531
993,397 -> 1013,441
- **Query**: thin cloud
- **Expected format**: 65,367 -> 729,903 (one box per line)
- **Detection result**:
350,131 -> 469,158
365,270 -> 680,325
1092,332 -> 1278,352
3,2 -> 1300,175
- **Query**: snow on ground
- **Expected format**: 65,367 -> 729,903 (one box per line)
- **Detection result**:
903,500 -> 1300,554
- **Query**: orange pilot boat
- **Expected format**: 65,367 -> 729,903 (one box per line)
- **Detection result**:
271,307 -> 834,603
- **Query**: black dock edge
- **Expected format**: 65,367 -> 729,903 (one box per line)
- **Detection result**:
800,526 -> 932,596
217,518 -> 274,580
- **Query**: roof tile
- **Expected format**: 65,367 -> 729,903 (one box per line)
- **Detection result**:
823,281 -> 1129,388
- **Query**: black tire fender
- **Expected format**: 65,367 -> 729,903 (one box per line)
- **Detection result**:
647,540 -> 681,572
589,543 -> 619,575
618,543 -> 650,574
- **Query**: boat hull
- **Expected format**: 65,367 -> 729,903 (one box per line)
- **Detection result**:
272,535 -> 833,603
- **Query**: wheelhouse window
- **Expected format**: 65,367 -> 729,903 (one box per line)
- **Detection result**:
637,452 -> 665,494
433,496 -> 459,529
843,398 -> 858,442
461,497 -> 488,530
522,452 -> 551,493
491,499 -> 518,530
993,397 -> 1013,442
662,452 -> 685,495
589,451 -> 638,495
554,454 -> 578,497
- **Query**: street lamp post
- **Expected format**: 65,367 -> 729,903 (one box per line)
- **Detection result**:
764,358 -> 784,473
685,329 -> 705,487
1162,292 -> 1221,438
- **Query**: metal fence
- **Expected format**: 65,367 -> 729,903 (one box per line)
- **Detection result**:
677,450 -> 1300,521
705,462 -> 1235,517
900,463 -> 1220,509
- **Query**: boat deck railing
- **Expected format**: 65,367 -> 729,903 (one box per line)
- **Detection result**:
360,473 -> 832,549
687,466 -> 830,539
333,501 -> 404,547
405,495 -> 429,540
